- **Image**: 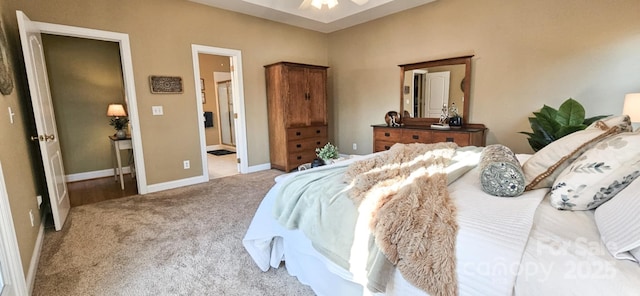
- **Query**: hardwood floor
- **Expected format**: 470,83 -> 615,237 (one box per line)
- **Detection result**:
68,174 -> 138,207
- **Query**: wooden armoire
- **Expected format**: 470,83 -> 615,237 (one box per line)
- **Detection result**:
265,62 -> 329,172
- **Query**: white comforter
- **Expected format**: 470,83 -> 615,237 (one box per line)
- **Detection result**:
243,155 -> 549,295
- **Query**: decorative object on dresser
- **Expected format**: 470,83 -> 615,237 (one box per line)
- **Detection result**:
315,142 -> 339,165
265,62 -> 329,172
372,124 -> 486,152
384,111 -> 401,127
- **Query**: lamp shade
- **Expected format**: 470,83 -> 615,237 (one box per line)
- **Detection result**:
107,104 -> 127,117
623,93 -> 640,123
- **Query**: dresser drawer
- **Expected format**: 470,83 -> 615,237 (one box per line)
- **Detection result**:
287,150 -> 317,167
400,130 -> 432,144
373,127 -> 402,142
287,126 -> 327,140
374,140 -> 396,152
287,137 -> 328,152
432,132 -> 471,146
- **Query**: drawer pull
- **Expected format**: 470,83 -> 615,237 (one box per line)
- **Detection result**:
296,132 -> 301,136
297,156 -> 302,160
316,130 -> 321,134
384,132 -> 390,137
316,141 -> 321,145
412,135 -> 419,140
384,145 -> 391,150
296,144 -> 302,148
446,137 -> 454,142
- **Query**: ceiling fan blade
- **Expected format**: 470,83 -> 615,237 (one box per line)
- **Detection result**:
350,0 -> 369,5
299,0 -> 313,9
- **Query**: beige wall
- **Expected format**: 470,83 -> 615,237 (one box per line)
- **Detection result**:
329,0 -> 640,154
42,34 -> 128,174
0,4 -> 44,275
6,0 -> 329,185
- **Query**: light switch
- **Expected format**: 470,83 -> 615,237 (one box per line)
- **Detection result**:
152,106 -> 163,116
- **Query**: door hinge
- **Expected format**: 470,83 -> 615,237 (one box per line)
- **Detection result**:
236,158 -> 241,164
234,113 -> 238,119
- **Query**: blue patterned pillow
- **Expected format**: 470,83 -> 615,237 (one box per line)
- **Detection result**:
479,144 -> 525,197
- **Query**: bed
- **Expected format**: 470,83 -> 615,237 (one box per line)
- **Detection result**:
243,116 -> 640,295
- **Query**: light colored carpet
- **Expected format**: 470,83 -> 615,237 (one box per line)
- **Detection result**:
32,170 -> 315,296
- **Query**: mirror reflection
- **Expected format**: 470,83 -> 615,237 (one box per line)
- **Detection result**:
403,64 -> 465,118
399,55 -> 473,126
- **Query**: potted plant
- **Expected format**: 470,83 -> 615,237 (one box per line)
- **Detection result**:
110,117 -> 129,139
315,142 -> 339,166
519,98 -> 609,151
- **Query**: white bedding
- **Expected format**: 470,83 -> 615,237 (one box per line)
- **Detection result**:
243,154 -> 552,295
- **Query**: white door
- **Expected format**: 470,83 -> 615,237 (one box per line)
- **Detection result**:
17,11 -> 70,231
424,71 -> 451,118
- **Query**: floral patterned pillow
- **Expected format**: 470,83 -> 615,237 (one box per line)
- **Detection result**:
523,115 -> 631,191
550,131 -> 640,210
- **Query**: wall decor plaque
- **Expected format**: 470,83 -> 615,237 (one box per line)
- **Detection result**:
149,75 -> 183,94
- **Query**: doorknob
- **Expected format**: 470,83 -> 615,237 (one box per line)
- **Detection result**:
45,134 -> 55,141
30,135 -> 43,141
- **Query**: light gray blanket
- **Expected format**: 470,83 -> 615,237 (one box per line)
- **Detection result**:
273,145 -> 482,293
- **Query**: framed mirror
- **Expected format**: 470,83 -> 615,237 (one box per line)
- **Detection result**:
399,55 -> 473,126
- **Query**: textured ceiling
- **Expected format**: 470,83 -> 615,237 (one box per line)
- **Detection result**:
189,0 -> 437,33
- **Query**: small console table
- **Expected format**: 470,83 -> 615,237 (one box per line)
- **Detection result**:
372,124 -> 487,152
109,135 -> 134,190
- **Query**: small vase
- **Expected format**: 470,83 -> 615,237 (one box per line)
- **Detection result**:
116,129 -> 126,139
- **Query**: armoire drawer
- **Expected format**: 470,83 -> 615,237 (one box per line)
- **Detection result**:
287,137 -> 328,152
287,150 -> 317,167
287,126 -> 327,140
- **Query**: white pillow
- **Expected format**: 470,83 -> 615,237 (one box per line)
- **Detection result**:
594,178 -> 640,263
550,131 -> 640,210
522,115 -> 631,191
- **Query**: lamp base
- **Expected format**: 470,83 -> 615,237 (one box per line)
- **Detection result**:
116,129 -> 126,139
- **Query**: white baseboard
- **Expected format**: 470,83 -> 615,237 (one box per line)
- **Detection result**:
246,163 -> 271,173
26,221 -> 45,295
65,167 -> 131,182
146,175 -> 208,193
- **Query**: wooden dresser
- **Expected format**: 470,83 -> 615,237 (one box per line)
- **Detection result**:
372,124 -> 487,152
265,62 -> 329,172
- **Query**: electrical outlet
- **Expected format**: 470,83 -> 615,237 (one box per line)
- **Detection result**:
183,160 -> 190,169
29,209 -> 35,227
37,195 -> 42,209
352,143 -> 357,150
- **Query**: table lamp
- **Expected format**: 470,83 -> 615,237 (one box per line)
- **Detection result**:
107,104 -> 128,139
623,93 -> 640,131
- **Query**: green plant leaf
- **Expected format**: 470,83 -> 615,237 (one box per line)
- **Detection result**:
556,98 -> 585,126
583,115 -> 611,126
532,112 -> 560,138
555,124 -> 586,138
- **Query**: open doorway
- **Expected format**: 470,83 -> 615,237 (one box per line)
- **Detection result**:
40,34 -> 138,207
192,45 -> 248,180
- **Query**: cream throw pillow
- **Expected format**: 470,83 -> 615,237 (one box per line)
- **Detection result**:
550,131 -> 640,210
522,115 -> 631,190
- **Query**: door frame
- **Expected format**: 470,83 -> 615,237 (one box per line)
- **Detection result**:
0,161 -> 29,296
32,17 -> 148,194
191,45 -> 248,175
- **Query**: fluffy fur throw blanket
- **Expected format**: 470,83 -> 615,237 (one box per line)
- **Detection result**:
344,142 -> 459,296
